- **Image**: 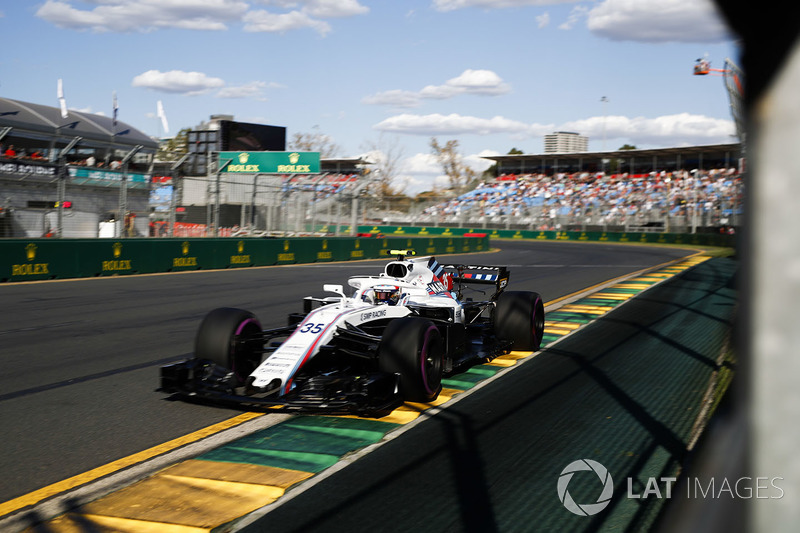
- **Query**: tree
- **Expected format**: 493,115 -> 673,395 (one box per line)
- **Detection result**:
156,128 -> 189,162
611,144 -> 636,172
429,137 -> 476,194
289,126 -> 341,158
483,147 -> 523,179
360,133 -> 406,197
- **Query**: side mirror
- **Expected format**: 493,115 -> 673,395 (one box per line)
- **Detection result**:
323,284 -> 346,299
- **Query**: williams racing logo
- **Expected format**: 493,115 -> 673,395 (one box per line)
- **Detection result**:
427,280 -> 449,295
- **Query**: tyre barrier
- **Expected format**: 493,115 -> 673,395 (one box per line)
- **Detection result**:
351,224 -> 737,248
0,235 -> 489,283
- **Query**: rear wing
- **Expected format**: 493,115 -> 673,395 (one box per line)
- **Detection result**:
440,262 -> 510,298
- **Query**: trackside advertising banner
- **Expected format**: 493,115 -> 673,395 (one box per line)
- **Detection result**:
352,225 -> 736,248
0,235 -> 487,283
218,151 -> 320,174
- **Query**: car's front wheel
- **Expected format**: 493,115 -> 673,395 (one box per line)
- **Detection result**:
378,317 -> 444,403
194,307 -> 263,385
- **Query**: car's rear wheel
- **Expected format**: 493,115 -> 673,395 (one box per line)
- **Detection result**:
194,307 -> 263,384
378,318 -> 444,403
494,291 -> 545,351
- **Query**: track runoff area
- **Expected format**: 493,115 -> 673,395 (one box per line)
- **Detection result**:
0,245 -> 736,532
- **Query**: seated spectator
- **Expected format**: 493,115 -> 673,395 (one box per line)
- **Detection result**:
4,145 -> 17,158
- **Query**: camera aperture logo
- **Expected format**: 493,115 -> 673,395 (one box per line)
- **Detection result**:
558,459 -> 614,516
558,459 -> 784,517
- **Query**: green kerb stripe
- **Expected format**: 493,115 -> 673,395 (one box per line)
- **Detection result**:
201,446 -> 339,473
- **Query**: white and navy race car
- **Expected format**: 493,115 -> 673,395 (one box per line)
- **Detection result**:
160,250 -> 545,414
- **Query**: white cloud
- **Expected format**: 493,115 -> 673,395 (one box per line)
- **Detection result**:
402,153 -> 441,174
132,70 -> 225,95
243,9 -> 331,35
561,112 -> 736,146
396,150 -> 499,194
36,0 -> 247,32
391,153 -> 440,194
464,151 -> 498,173
439,69 -> 511,96
536,12 -> 550,28
362,90 -> 422,108
374,111 -> 735,147
429,0 -> 731,43
364,69 -> 510,108
587,0 -> 732,43
558,5 -> 588,30
216,81 -> 271,100
300,0 -> 369,18
374,113 -> 548,136
432,0 -> 578,12
35,0 -> 367,34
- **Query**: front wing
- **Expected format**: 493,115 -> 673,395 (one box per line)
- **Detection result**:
160,358 -> 403,415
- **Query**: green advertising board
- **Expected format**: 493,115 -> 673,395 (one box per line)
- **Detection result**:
67,167 -> 149,186
218,151 -> 321,174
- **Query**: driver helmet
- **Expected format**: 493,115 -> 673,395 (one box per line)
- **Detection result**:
373,284 -> 400,305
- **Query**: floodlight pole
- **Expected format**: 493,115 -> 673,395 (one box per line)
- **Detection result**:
56,136 -> 82,238
601,96 -> 609,151
251,174 -> 260,230
168,154 -> 190,237
117,145 -> 142,238
215,156 -> 233,237
309,173 -> 328,234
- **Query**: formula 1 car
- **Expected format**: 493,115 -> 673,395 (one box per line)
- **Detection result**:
160,250 -> 544,414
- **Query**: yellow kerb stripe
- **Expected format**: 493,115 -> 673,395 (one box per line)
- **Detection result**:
0,412 -> 264,517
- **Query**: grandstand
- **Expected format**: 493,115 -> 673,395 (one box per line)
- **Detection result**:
484,143 -> 741,176
0,97 -> 158,238
397,143 -> 744,234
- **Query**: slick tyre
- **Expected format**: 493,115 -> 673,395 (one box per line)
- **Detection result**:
194,307 -> 263,385
494,291 -> 545,351
379,318 -> 444,403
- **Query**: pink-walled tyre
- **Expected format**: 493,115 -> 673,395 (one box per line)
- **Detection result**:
494,291 -> 545,351
378,318 -> 444,403
194,307 -> 263,385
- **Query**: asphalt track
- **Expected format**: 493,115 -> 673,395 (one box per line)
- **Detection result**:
0,240 -> 697,525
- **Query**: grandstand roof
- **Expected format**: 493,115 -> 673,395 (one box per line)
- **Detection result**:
484,143 -> 742,172
0,97 -> 157,151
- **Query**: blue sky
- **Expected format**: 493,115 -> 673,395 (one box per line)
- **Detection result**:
0,1 -> 738,192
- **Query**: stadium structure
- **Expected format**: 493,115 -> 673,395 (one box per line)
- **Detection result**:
0,97 -> 158,238
484,143 -> 742,176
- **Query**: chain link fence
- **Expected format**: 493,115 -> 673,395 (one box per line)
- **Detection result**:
2,166 -> 743,238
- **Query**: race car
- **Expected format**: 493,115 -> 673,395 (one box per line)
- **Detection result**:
160,250 -> 545,414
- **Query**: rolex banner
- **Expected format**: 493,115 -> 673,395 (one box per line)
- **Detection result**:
218,151 -> 320,174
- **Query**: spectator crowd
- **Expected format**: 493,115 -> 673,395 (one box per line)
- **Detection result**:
420,169 -> 743,230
